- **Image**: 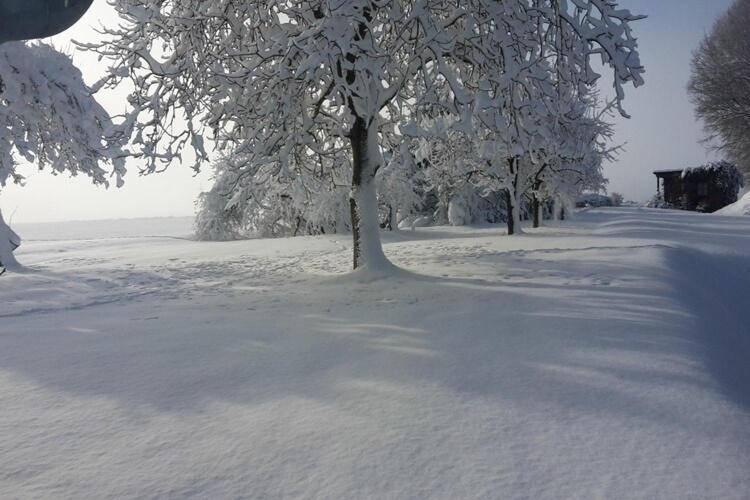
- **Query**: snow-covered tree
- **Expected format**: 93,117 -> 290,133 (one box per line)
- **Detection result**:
409,116 -> 482,226
194,166 -> 247,242
195,144 -> 351,240
86,0 -> 644,271
463,0 -> 642,234
0,208 -> 20,274
689,0 -> 750,179
532,96 -> 619,227
377,141 -> 422,231
405,80 -> 623,234
0,41 -> 125,272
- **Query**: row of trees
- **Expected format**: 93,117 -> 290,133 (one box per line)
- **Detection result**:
88,0 -> 644,270
195,87 -> 618,242
2,1 -> 645,273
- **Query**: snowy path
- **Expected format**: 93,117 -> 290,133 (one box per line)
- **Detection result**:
1,208 -> 749,499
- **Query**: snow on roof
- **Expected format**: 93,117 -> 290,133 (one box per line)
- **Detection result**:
655,162 -> 741,177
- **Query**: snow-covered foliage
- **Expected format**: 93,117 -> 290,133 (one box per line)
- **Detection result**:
682,161 -> 743,187
195,148 -> 351,240
647,192 -> 669,209
402,0 -> 638,234
0,42 -> 125,188
87,0 -> 644,270
0,208 -> 21,272
577,193 -> 614,208
410,117 -> 485,226
0,41 -> 125,272
685,161 -> 744,207
195,141 -> 422,240
376,143 -> 423,230
534,99 -> 616,219
410,78 -> 618,232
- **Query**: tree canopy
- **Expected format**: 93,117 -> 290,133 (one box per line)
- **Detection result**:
689,0 -> 750,179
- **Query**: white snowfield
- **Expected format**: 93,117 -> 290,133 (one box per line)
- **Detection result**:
1,208 -> 749,499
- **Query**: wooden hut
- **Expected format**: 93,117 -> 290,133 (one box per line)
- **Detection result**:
654,162 -> 743,213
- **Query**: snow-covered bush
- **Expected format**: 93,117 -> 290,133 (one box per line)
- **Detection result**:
577,193 -> 614,208
647,192 -> 669,209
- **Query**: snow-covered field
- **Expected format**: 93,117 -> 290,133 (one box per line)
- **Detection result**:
1,208 -> 749,499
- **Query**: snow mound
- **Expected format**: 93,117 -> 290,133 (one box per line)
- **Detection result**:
716,191 -> 750,216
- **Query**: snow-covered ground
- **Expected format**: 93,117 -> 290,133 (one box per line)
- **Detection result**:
1,208 -> 749,499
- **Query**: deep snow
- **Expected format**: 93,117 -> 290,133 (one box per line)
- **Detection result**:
717,190 -> 750,217
1,208 -> 749,499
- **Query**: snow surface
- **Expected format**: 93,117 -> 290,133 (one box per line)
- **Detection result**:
1,208 -> 749,499
717,190 -> 750,216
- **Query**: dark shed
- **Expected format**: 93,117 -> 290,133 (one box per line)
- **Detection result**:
654,162 -> 743,213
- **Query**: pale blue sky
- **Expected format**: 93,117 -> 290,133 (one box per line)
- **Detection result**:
0,1 -> 737,223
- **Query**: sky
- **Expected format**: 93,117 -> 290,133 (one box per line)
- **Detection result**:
0,0 -> 737,223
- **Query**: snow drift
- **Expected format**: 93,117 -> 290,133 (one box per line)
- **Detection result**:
716,190 -> 750,216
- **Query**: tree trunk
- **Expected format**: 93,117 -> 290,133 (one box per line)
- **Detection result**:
381,205 -> 393,231
434,186 -> 449,226
511,191 -> 523,235
505,158 -> 524,236
349,117 -> 389,270
532,194 -> 541,228
552,198 -> 560,221
0,208 -> 21,272
505,189 -> 515,235
342,8 -> 390,272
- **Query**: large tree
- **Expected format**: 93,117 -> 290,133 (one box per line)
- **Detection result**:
688,0 -> 750,179
0,41 -> 125,271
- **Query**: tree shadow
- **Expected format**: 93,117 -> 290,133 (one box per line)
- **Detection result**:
0,240 -> 743,445
663,247 -> 750,411
0,208 -> 747,452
